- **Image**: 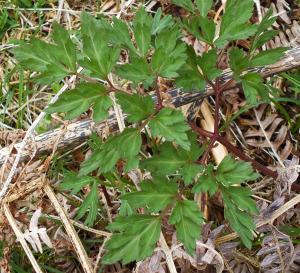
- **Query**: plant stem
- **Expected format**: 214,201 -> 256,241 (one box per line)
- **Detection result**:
216,135 -> 278,179
189,122 -> 278,179
75,72 -> 98,83
155,76 -> 163,110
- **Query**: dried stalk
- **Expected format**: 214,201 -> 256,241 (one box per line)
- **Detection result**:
44,183 -> 94,273
3,203 -> 44,273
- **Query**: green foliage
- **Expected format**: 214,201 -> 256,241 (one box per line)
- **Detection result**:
80,128 -> 141,175
102,215 -> 161,264
46,83 -> 112,121
193,155 -> 259,248
122,179 -> 178,212
149,108 -> 190,150
141,133 -> 204,184
216,155 -> 260,185
11,2 -> 288,266
172,0 -> 194,13
222,186 -> 257,249
60,171 -> 100,226
80,12 -> 120,79
176,46 -> 206,91
116,93 -> 154,122
196,0 -> 213,16
13,22 -> 76,83
169,200 -> 204,254
215,0 -> 257,47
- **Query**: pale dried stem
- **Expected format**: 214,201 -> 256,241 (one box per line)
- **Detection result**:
159,233 -> 178,273
44,214 -> 111,237
44,183 -> 94,273
3,203 -> 44,273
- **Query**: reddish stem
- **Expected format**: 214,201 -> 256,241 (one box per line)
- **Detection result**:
189,122 -> 278,179
216,135 -> 278,179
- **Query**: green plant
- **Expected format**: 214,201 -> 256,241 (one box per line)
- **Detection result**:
12,0 -> 287,265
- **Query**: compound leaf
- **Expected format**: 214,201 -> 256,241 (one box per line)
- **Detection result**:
76,181 -> 100,226
149,108 -> 190,150
46,83 -> 112,121
122,179 -> 178,212
221,186 -> 257,249
116,93 -> 155,123
172,0 -> 194,13
250,48 -> 286,67
103,215 -> 161,264
80,12 -> 120,79
216,0 -> 257,47
115,56 -> 154,87
169,200 -> 204,254
241,72 -> 267,104
192,165 -> 218,196
60,170 -> 98,194
216,155 -> 260,185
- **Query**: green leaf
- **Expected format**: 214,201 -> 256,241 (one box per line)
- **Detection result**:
133,23 -> 151,57
133,8 -> 152,57
224,186 -> 259,214
149,108 -> 190,150
181,16 -> 215,45
116,93 -> 154,122
80,12 -> 120,79
251,30 -> 278,51
80,128 -> 141,175
60,170 -> 98,194
229,47 -> 250,78
151,27 -> 187,78
198,49 -> 221,81
216,155 -> 260,185
45,83 -> 112,121
52,22 -> 77,72
115,56 -> 154,87
151,8 -> 174,35
13,22 -> 76,83
182,163 -> 204,185
142,133 -> 203,183
192,165 -> 218,196
250,48 -> 286,67
256,9 -> 277,35
112,17 -> 136,52
241,72 -> 267,104
141,143 -> 186,175
172,0 -> 194,13
176,46 -> 206,91
216,0 -> 257,47
221,186 -> 257,248
103,215 -> 161,264
169,200 -> 204,254
195,0 -> 213,16
122,178 -> 178,212
76,182 -> 100,226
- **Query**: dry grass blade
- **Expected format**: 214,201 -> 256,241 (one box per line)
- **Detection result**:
44,183 -> 93,273
3,203 -> 44,273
